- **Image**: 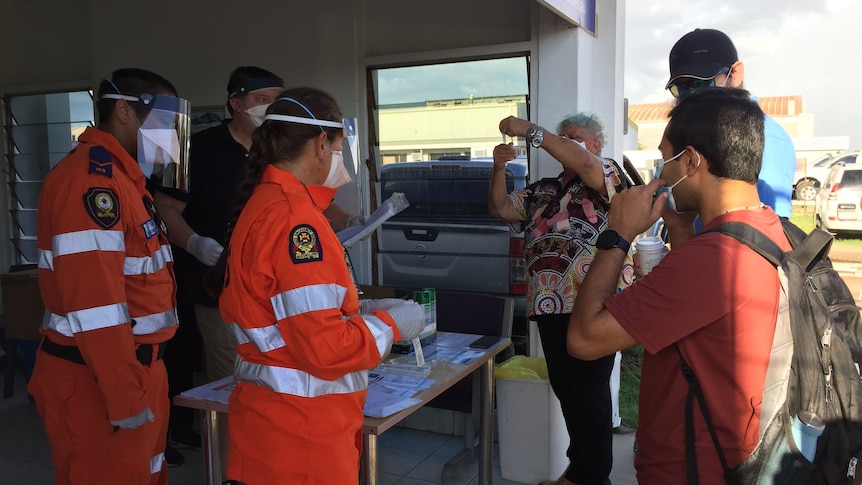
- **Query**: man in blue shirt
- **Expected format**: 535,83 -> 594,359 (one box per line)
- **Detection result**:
665,28 -> 796,218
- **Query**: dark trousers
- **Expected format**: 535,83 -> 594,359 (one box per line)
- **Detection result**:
536,314 -> 614,485
165,249 -> 204,440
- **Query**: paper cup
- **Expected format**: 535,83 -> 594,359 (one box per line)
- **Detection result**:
636,236 -> 666,275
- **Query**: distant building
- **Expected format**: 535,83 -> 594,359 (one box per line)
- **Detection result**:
378,95 -> 527,164
625,95 -> 848,178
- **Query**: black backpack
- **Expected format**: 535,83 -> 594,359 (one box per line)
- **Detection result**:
679,219 -> 862,484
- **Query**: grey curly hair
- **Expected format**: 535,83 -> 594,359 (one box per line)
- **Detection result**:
556,112 -> 605,146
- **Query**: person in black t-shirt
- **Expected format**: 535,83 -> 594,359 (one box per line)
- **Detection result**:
155,66 -> 285,469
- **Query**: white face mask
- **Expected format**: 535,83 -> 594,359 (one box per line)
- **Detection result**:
324,148 -> 352,188
245,103 -> 271,127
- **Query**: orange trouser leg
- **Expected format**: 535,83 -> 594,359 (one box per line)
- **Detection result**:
28,352 -> 170,485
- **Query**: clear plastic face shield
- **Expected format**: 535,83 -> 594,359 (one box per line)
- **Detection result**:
101,92 -> 191,191
264,99 -> 359,189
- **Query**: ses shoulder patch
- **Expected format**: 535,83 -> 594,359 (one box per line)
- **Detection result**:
289,224 -> 323,264
83,188 -> 120,228
88,146 -> 113,178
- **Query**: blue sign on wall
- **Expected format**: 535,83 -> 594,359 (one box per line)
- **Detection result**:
536,0 -> 597,36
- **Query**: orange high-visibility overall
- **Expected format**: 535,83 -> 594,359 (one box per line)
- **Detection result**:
219,166 -> 403,484
28,127 -> 177,485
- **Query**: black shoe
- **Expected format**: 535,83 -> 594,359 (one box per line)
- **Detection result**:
169,428 -> 202,449
613,423 -> 636,435
164,443 -> 185,467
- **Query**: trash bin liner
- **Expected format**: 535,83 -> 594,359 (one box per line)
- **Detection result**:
495,355 -> 548,380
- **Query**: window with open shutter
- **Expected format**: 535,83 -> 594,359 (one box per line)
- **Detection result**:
2,91 -> 95,264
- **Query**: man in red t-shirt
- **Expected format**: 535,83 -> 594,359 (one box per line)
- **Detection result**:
567,87 -> 791,484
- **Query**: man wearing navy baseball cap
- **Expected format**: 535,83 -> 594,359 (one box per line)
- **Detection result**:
664,28 -> 796,219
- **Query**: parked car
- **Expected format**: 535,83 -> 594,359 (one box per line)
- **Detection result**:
814,162 -> 862,237
377,157 -> 529,324
793,153 -> 857,202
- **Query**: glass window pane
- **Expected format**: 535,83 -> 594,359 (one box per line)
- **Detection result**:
5,90 -> 95,264
10,92 -> 93,125
373,57 -> 529,166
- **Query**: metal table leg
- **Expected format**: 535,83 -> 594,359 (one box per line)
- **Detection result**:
202,409 -> 222,485
362,432 -> 378,485
478,357 -> 494,485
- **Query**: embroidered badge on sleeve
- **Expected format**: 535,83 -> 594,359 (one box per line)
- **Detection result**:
83,188 -> 120,228
88,146 -> 113,178
289,224 -> 323,264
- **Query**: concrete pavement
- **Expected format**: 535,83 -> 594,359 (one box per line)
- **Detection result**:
610,432 -> 638,484
832,261 -> 862,306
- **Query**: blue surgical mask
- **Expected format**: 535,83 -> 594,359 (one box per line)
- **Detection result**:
655,176 -> 688,213
655,151 -> 700,213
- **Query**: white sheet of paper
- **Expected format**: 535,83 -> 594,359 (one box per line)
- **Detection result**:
337,192 -> 409,247
178,376 -> 234,405
363,391 -> 421,418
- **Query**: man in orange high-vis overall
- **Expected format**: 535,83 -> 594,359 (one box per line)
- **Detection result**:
28,68 -> 191,485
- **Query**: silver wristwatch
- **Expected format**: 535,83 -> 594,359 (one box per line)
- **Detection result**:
526,124 -> 544,148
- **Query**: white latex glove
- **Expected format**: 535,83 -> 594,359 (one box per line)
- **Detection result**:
360,298 -> 406,314
187,233 -> 224,266
384,300 -> 425,341
111,406 -> 154,430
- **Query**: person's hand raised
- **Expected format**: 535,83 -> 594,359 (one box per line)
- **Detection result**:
493,143 -> 517,168
607,179 -> 667,241
498,116 -> 533,138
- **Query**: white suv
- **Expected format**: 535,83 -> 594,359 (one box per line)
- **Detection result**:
794,153 -> 858,202
815,162 -> 862,237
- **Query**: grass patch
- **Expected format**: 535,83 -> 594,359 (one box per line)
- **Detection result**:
619,346 -> 642,428
791,206 -> 862,247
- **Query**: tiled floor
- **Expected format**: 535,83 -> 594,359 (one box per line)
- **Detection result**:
0,371 -> 637,485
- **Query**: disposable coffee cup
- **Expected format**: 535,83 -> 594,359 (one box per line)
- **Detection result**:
636,236 -> 666,275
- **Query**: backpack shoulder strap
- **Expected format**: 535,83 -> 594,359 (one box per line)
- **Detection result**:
778,219 -> 834,272
702,221 -> 783,267
676,347 -> 732,484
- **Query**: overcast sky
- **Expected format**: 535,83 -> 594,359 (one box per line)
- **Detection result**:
624,0 -> 862,150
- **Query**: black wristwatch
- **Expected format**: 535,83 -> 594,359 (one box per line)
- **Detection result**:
597,230 -> 631,253
526,124 -> 544,148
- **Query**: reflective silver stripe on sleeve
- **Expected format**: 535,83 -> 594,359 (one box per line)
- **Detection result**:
270,283 -> 347,321
39,230 -> 125,270
53,229 -> 125,255
229,322 -> 287,353
38,249 -> 54,270
361,314 -> 396,358
150,452 -> 164,474
234,359 -> 367,397
44,302 -> 131,336
124,244 -> 174,275
130,308 -> 178,335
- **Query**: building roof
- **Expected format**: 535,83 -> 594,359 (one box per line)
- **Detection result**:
628,95 -> 803,123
